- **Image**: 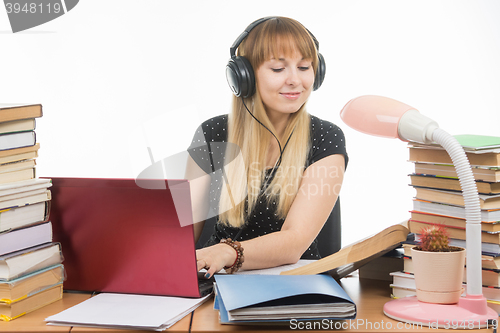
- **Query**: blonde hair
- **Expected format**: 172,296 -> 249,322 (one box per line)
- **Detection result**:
219,17 -> 318,227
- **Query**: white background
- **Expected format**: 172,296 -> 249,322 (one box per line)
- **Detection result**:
1,0 -> 499,246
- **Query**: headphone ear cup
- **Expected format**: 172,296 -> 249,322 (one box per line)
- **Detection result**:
313,53 -> 326,91
226,56 -> 256,98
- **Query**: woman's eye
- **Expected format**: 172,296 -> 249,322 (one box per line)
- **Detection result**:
271,68 -> 284,73
299,66 -> 310,71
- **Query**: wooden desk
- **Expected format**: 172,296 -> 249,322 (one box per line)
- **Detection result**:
0,292 -> 192,333
2,277 -> 498,332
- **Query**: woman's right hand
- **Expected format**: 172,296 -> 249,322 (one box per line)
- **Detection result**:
196,243 -> 238,278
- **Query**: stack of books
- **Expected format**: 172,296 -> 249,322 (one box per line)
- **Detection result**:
0,104 -> 63,322
389,134 -> 500,313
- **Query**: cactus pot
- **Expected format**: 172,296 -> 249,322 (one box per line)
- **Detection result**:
411,246 -> 466,304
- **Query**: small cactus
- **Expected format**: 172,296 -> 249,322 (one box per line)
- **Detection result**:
418,225 -> 450,252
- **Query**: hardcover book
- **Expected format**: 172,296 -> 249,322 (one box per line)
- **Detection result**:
0,104 -> 42,123
414,187 -> 500,210
414,163 -> 500,183
0,119 -> 35,135
410,174 -> 500,195
0,243 -> 63,281
0,222 -> 52,256
281,223 -> 409,278
0,264 -> 64,303
0,201 -> 50,233
0,143 -> 39,165
0,283 -> 62,321
0,131 -> 36,151
410,211 -> 500,233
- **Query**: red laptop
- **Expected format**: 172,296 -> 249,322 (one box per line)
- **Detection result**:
48,177 -> 212,298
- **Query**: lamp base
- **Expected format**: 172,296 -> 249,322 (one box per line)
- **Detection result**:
383,296 -> 498,329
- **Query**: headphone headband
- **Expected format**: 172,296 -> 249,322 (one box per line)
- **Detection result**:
229,17 -> 321,58
226,16 -> 326,98
229,17 -> 274,58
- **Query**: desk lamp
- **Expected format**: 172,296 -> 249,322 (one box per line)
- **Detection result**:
340,95 -> 497,328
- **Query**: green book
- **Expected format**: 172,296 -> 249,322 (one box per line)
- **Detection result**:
454,135 -> 500,150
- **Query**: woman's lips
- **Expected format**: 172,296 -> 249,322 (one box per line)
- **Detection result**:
280,92 -> 301,100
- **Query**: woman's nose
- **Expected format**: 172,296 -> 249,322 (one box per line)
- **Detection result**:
285,68 -> 300,86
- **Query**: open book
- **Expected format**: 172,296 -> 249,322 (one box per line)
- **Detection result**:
281,223 -> 410,279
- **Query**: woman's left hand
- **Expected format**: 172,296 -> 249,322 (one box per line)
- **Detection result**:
196,243 -> 238,278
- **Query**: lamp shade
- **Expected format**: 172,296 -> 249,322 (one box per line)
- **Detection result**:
340,95 -> 416,139
340,95 -> 438,144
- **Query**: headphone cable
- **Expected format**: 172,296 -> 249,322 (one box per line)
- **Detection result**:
241,98 -> 283,159
241,97 -> 295,190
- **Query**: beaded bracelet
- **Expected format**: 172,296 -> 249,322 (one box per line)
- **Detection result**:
220,238 -> 244,274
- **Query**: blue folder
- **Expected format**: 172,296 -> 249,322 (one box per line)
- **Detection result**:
214,274 -> 356,324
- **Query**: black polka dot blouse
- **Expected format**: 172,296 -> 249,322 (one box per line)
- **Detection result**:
187,114 -> 348,259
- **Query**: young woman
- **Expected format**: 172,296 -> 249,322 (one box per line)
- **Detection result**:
186,17 -> 348,278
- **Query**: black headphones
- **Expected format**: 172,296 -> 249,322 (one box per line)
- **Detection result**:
226,17 -> 326,98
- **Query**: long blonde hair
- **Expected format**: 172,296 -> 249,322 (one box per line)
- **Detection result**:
218,17 -> 319,227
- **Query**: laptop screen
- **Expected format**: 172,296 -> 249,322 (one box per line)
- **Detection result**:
48,177 -> 205,298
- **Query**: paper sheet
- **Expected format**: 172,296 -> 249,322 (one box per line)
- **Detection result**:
45,293 -> 211,331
